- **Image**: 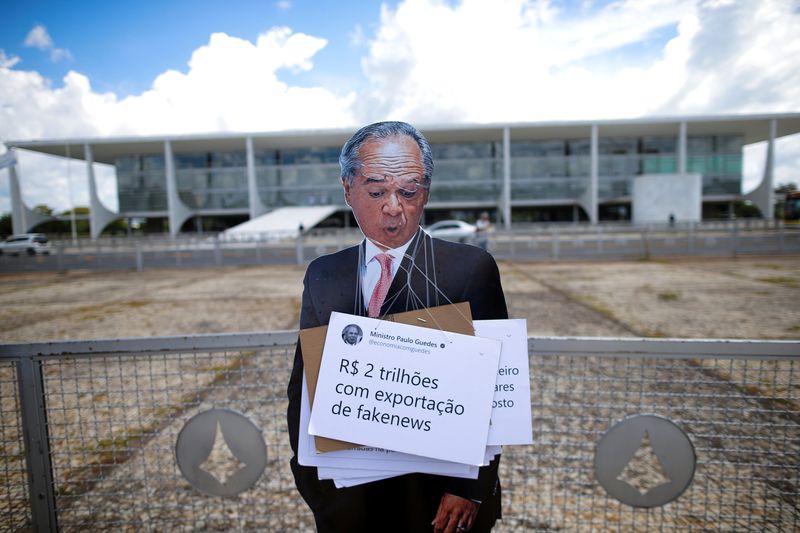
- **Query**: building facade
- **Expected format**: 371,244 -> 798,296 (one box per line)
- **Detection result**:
6,113 -> 800,238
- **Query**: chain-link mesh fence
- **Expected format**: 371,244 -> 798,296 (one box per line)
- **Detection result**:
1,334 -> 797,532
0,361 -> 29,531
40,343 -> 308,532
501,352 -> 799,532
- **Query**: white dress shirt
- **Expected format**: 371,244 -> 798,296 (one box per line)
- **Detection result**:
361,237 -> 414,310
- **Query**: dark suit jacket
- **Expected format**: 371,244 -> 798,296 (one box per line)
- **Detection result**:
287,230 -> 508,533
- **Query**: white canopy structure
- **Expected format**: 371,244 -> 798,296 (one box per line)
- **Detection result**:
221,206 -> 338,241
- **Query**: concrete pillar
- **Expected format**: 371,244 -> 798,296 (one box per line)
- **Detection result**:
762,119 -> 776,220
744,119 -> 777,220
8,157 -> 49,234
578,125 -> 599,224
577,126 -> 598,224
85,144 -> 119,240
502,127 -> 511,230
678,121 -> 687,175
246,136 -> 268,219
165,140 -> 192,237
9,164 -> 25,234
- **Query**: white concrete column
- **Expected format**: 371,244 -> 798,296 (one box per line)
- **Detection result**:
165,140 -> 192,237
744,119 -> 777,220
9,162 -> 26,234
502,127 -> 511,230
678,121 -> 687,175
764,119 -> 776,220
762,119 -> 776,220
85,144 -> 119,240
246,136 -> 267,219
589,124 -> 599,224
7,154 -> 49,233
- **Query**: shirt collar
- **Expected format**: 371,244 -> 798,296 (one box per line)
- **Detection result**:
363,232 -> 416,266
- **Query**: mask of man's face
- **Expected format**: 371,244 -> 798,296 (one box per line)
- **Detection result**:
343,136 -> 429,250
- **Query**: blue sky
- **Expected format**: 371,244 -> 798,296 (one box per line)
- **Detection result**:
0,0 -> 798,212
0,0 -> 384,96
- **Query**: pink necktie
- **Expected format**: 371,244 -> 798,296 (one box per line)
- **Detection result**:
368,253 -> 393,318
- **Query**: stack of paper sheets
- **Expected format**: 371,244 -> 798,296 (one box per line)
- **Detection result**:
299,305 -> 531,488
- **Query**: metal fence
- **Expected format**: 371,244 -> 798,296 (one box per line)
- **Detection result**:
1,334 -> 798,532
2,221 -> 798,273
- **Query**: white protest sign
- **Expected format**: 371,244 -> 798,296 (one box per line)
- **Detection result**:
309,312 -> 501,466
298,375 -> 478,477
475,319 -> 533,445
317,464 -> 479,480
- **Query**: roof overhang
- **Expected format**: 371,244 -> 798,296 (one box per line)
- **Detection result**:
7,112 -> 800,165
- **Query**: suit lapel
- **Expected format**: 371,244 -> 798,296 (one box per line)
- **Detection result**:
321,243 -> 366,319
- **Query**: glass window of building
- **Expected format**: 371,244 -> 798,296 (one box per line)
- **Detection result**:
598,137 -> 637,155
116,154 -> 167,212
429,142 -> 497,186
211,151 -> 246,167
431,142 -> 494,159
255,150 -> 279,166
566,138 -> 591,156
510,140 -> 565,157
641,136 -> 677,174
641,136 -> 676,154
142,154 -> 165,171
715,135 -> 743,153
279,147 -> 340,165
598,137 -> 639,179
687,135 -> 714,154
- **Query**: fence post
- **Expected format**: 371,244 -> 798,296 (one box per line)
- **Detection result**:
296,232 -> 305,265
56,244 -> 64,271
641,227 -> 650,259
778,221 -> 785,253
552,228 -> 559,261
17,357 -> 59,532
731,220 -> 739,258
214,235 -> 222,266
597,226 -> 603,254
175,239 -> 181,266
135,241 -> 143,272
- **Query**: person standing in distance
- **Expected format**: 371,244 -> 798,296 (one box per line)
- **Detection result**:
287,121 -> 508,533
475,211 -> 491,251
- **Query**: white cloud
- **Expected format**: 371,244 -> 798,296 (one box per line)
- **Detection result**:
0,27 -> 355,212
358,0 -> 799,123
23,24 -> 72,62
24,25 -> 53,49
349,24 -> 366,47
1,27 -> 355,140
0,50 -> 20,69
276,0 -> 292,10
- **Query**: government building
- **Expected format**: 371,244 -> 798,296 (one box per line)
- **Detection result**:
5,113 -> 800,238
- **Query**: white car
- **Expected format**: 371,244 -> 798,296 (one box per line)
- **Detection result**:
425,220 -> 477,243
0,233 -> 52,256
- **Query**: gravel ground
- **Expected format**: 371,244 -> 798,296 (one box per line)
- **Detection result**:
1,255 -> 798,532
2,254 -> 797,343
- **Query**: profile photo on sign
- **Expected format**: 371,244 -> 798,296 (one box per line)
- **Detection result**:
341,324 -> 363,345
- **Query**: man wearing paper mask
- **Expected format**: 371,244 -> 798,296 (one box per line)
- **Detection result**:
287,121 -> 508,533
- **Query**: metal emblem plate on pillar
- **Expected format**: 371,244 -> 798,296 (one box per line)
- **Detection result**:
176,408 -> 267,497
594,414 -> 695,508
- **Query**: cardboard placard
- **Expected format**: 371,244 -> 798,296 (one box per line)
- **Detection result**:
299,302 -> 473,452
309,312 -> 500,465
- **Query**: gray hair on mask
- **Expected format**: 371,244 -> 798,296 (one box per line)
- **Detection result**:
339,121 -> 434,187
